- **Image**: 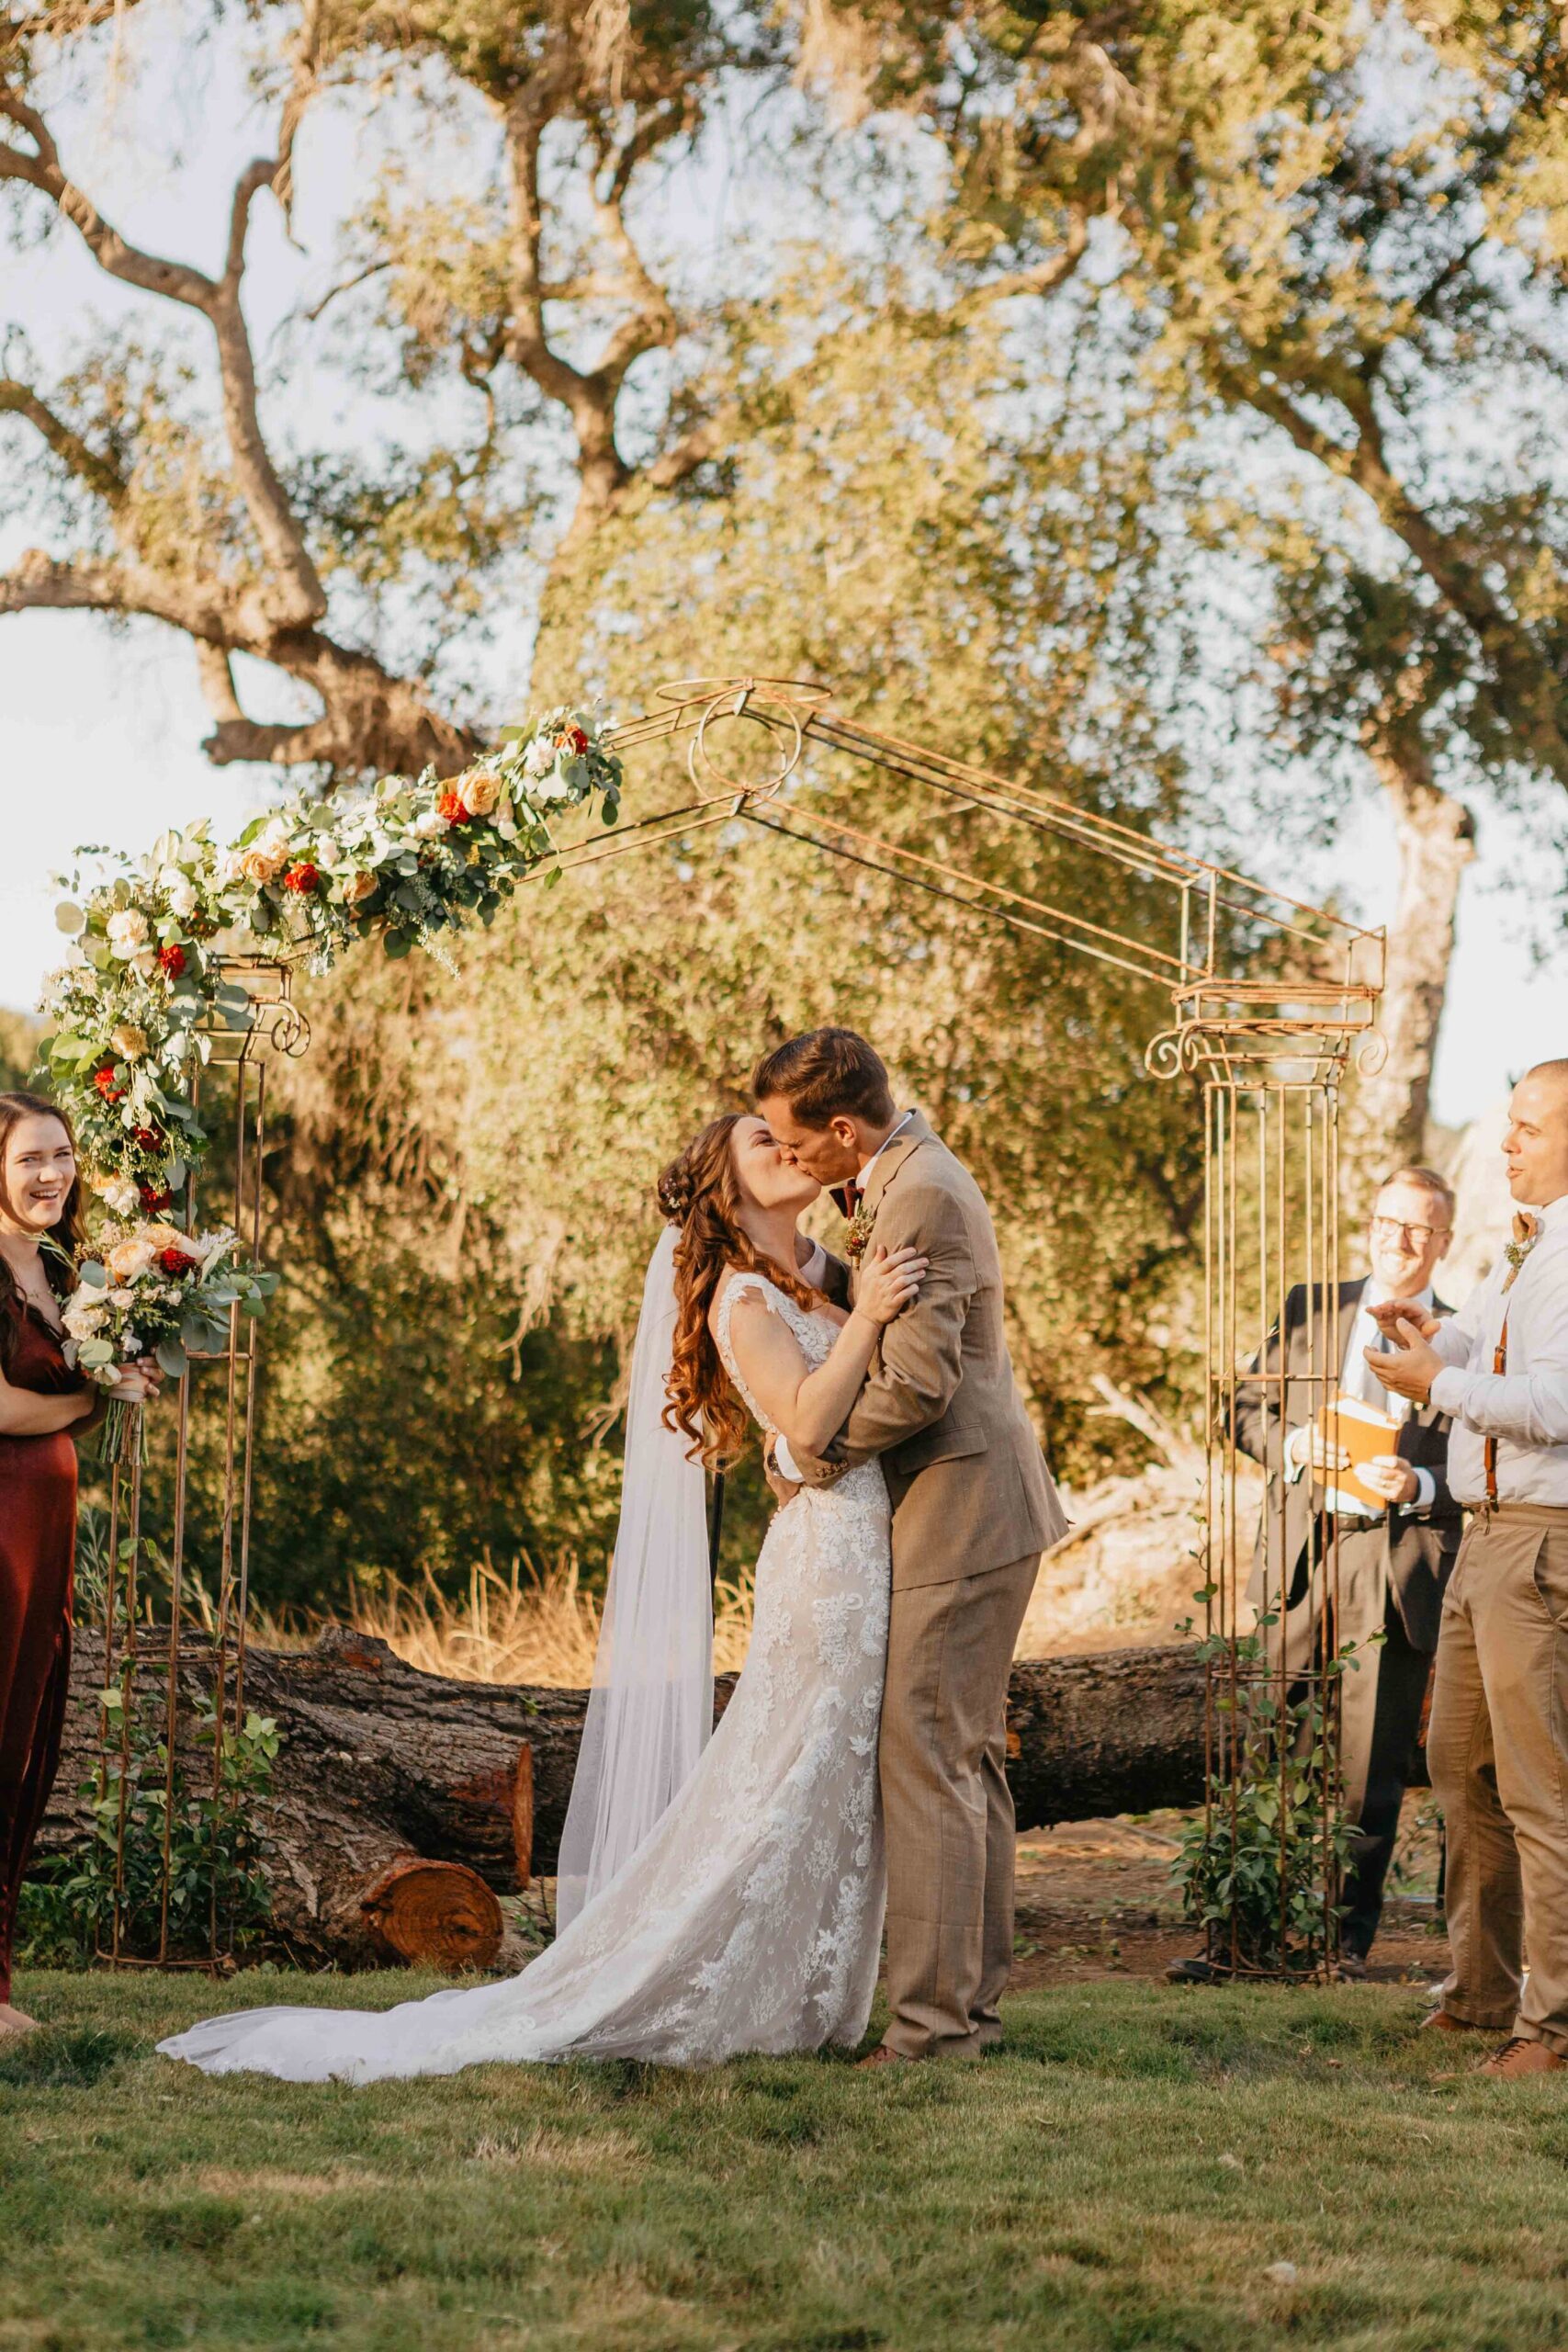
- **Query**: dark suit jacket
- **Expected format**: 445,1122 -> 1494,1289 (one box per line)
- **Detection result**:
1233,1277 -> 1461,1655
818,1249 -> 851,1311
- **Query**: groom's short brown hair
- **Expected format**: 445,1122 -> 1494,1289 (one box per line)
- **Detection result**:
752,1028 -> 897,1129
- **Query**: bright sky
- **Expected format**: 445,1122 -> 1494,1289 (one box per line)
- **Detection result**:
2,5 -> 1562,1130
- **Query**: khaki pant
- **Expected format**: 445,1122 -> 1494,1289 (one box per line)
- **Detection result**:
1427,1505 -> 1568,2052
878,1553 -> 1040,2060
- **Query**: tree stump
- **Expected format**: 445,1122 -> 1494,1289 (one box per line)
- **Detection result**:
360,1857 -> 505,1971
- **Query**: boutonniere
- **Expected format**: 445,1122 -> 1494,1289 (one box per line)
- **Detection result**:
845,1198 -> 877,1264
1503,1211 -> 1541,1292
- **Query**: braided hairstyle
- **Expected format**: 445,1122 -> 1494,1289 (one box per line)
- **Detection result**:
659,1114 -> 820,1470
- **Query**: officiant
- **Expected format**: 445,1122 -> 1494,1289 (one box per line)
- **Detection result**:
1231,1167 -> 1462,1969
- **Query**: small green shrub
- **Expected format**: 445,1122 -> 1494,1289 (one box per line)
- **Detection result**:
1173,1613 -> 1360,1975
18,1696 -> 277,1966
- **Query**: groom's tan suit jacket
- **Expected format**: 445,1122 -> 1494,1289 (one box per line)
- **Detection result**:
795,1109 -> 1066,2058
795,1112 -> 1066,1585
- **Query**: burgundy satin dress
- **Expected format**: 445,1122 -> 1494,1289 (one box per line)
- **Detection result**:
0,1295 -> 85,2006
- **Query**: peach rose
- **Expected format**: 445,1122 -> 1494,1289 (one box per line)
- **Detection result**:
343,868 -> 378,905
106,1235 -> 157,1283
458,769 -> 502,819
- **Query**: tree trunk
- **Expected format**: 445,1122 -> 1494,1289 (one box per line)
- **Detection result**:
39,1626 -> 1209,1968
1342,741 -> 1474,1211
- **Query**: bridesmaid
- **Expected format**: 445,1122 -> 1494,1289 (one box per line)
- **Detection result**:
0,1091 -> 159,2039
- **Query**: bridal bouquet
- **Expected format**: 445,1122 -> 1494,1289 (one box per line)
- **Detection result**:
60,1221 -> 278,1464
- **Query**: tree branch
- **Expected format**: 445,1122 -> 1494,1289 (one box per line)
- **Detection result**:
0,87 -> 219,309
1224,360 -> 1568,790
0,546 -> 230,636
0,76 -> 328,628
954,209 -> 1091,320
0,375 -> 124,504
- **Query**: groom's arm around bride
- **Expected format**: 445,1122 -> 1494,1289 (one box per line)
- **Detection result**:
754,1029 -> 1066,2062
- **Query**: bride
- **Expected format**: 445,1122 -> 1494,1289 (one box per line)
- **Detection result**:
159,1113 -> 924,2081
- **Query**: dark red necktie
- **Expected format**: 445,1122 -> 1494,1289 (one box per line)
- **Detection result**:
832,1180 -> 863,1222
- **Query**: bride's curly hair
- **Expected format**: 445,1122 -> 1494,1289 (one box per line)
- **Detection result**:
659,1114 -> 820,1471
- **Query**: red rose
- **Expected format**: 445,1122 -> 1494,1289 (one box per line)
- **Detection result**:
157,943 -> 187,978
435,788 -> 468,824
133,1125 -> 164,1152
283,861 -> 321,894
158,1245 -> 199,1277
567,725 -> 589,754
139,1182 -> 173,1213
94,1065 -> 125,1103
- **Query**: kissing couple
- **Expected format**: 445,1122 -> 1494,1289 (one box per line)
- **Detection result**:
161,1029 -> 1066,2082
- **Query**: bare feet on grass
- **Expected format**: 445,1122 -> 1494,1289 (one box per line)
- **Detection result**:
0,2004 -> 40,2039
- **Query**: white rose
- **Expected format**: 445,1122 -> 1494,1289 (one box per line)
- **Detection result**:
522,736 -> 555,779
112,1022 -> 149,1061
531,766 -> 571,805
160,870 -> 200,918
458,769 -> 502,819
63,1299 -> 107,1340
94,1174 -> 141,1218
107,909 -> 152,958
413,808 -> 451,840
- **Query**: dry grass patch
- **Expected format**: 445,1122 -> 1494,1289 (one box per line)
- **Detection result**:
466,2125 -> 645,2174
192,2165 -> 390,2198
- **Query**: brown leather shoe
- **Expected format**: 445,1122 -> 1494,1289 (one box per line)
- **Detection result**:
856,2044 -> 916,2072
1420,2007 -> 1483,2034
1481,2037 -> 1568,2079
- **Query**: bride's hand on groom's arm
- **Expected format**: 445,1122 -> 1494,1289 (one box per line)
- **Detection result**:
853,1243 -> 929,1329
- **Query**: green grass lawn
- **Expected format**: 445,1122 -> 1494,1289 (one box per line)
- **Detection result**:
6,1969 -> 1568,2352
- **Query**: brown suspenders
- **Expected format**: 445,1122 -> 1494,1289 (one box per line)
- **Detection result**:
1485,1312 -> 1510,1505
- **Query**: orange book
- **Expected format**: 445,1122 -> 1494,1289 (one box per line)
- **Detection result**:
1312,1391 -> 1402,1516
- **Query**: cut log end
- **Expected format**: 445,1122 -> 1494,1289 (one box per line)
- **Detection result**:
359,1856 -> 504,1973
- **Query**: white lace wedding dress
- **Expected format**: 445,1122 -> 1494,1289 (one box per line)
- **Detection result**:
158,1272 -> 891,2082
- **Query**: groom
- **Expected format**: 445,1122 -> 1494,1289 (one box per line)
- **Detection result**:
754,1029 -> 1066,2064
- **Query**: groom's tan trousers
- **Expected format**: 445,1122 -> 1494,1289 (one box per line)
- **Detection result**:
879,1552 -> 1040,2060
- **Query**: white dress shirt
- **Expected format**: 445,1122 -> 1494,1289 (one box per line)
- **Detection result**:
1287,1279 -> 1438,1512
1427,1193 -> 1568,1507
771,1114 -> 913,1482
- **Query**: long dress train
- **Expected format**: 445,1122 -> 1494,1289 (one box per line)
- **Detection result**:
158,1272 -> 890,2081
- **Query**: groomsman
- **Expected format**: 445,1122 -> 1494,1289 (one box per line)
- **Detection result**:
1171,1166 -> 1462,1980
1369,1061 -> 1568,2077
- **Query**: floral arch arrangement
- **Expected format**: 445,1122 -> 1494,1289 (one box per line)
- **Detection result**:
41,710 -> 622,1222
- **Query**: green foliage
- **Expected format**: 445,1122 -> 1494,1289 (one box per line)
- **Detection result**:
1173,1619 -> 1361,1974
17,1696 -> 278,1968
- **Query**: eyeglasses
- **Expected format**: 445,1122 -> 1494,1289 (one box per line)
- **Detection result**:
1371,1216 -> 1450,1247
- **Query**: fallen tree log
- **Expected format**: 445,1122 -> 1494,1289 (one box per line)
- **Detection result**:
39,1627 -> 1208,1967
